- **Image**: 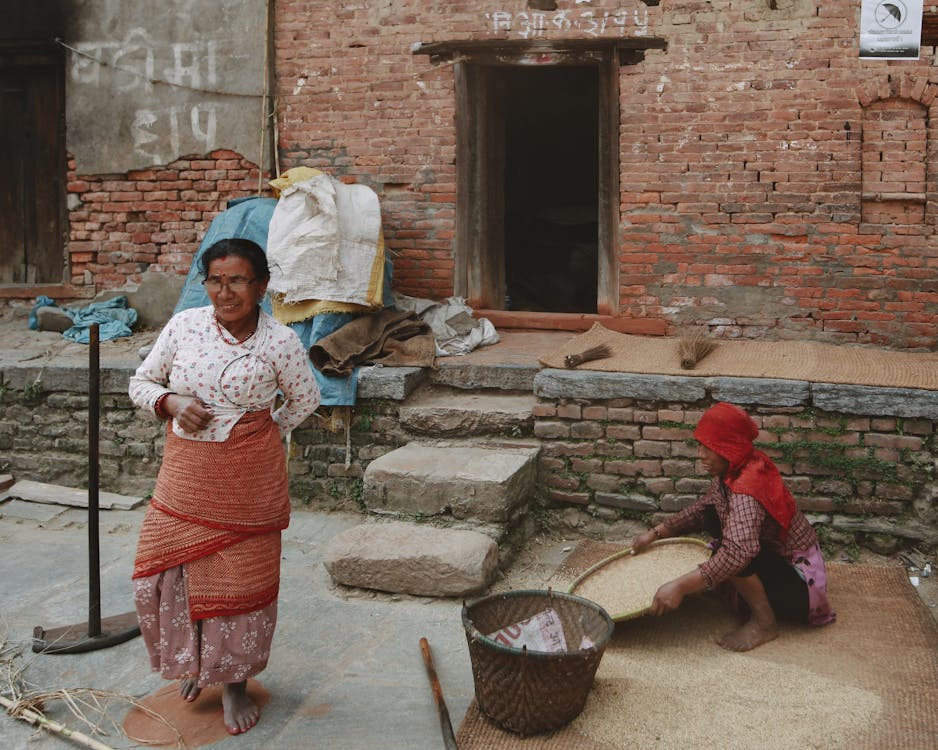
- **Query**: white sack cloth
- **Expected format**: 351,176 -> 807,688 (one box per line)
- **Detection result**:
266,174 -> 382,306
393,293 -> 499,356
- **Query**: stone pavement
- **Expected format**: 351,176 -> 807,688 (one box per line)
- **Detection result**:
0,309 -> 579,749
0,500 -> 518,750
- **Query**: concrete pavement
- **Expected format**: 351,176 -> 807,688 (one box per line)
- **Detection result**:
0,502 -> 493,750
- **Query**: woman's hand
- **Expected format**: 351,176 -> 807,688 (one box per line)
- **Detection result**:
650,579 -> 686,615
164,394 -> 213,433
649,569 -> 707,616
631,524 -> 668,555
630,528 -> 658,555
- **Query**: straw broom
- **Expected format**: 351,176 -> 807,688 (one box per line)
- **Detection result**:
564,344 -> 612,369
677,327 -> 716,369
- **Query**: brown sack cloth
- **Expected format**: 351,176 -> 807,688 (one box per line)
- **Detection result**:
309,308 -> 436,377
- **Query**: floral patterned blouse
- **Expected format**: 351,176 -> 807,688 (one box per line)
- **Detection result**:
129,306 -> 320,441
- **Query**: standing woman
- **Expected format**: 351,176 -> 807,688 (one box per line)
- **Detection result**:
129,238 -> 320,735
631,402 -> 835,652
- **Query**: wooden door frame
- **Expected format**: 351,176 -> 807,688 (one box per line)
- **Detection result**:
455,52 -> 614,312
418,38 -> 666,315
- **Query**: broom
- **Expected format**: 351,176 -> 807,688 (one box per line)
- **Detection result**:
564,344 -> 611,369
677,327 -> 717,369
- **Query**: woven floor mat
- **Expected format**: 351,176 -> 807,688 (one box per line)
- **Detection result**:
539,323 -> 938,390
456,540 -> 938,750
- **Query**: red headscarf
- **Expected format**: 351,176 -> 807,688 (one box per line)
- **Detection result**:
693,402 -> 796,535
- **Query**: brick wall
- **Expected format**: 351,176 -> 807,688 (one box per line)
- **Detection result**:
271,0 -> 938,348
532,398 -> 936,554
66,150 -> 264,289
56,1 -> 938,347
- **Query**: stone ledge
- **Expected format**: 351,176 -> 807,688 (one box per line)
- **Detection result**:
534,369 -> 938,419
0,284 -> 96,300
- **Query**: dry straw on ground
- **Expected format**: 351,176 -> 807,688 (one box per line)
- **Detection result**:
0,628 -> 181,749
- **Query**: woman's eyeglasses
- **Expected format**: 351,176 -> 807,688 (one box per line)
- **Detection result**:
202,275 -> 257,292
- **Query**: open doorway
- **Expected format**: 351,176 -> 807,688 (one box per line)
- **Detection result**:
503,66 -> 598,313
419,37 -> 665,321
453,50 -> 620,316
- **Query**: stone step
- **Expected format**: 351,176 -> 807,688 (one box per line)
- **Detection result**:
323,519 -> 499,597
398,386 -> 536,437
362,441 -> 539,524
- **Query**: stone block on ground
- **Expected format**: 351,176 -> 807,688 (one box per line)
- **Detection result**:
362,442 -> 539,522
323,520 -> 499,597
35,306 -> 73,333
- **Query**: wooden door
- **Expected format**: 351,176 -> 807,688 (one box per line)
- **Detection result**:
0,44 -> 65,284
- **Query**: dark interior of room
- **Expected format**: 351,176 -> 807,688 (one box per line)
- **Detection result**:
502,65 -> 599,313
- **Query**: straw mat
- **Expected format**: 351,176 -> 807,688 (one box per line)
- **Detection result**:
456,540 -> 938,750
539,323 -> 938,390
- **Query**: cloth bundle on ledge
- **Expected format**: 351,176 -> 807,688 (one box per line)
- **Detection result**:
308,308 -> 435,377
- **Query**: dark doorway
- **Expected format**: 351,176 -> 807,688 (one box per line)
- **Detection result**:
503,66 -> 598,313
454,50 -> 619,315
0,43 -> 66,284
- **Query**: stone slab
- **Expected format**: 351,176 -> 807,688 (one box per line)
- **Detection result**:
399,388 -> 535,436
0,498 -> 69,522
357,365 -> 427,400
0,479 -> 145,510
323,520 -> 499,597
431,362 -> 539,391
363,442 -> 539,522
534,369 -> 708,401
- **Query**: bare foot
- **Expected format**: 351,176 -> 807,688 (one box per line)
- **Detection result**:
718,618 -> 779,652
179,677 -> 202,703
222,681 -> 260,735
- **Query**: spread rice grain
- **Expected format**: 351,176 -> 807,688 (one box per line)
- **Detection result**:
571,540 -> 712,618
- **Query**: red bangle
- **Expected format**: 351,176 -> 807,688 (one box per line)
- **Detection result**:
154,393 -> 172,420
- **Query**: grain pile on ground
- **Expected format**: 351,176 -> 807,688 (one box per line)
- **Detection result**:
575,638 -> 881,750
570,539 -> 711,619
457,543 -> 938,750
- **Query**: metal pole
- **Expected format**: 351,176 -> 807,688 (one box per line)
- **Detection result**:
87,322 -> 101,637
31,319 -> 139,653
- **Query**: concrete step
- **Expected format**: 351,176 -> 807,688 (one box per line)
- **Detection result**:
398,386 -> 535,437
362,441 -> 539,524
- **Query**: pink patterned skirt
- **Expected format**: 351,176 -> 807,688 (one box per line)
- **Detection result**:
133,564 -> 277,687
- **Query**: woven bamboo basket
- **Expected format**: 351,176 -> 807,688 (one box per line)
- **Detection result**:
461,589 -> 614,736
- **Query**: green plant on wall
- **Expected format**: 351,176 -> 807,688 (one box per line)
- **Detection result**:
354,407 -> 374,432
351,477 -> 365,509
23,377 -> 44,403
760,434 -> 898,484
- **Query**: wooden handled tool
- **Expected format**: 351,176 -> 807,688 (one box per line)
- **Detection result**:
419,637 -> 459,750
